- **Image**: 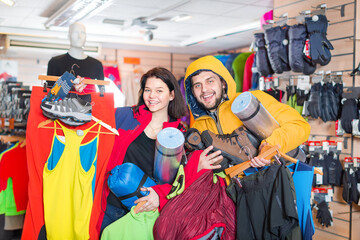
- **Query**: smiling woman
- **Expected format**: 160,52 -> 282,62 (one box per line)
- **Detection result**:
84,67 -> 189,234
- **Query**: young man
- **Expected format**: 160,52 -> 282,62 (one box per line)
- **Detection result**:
154,56 -> 311,239
183,55 -> 311,168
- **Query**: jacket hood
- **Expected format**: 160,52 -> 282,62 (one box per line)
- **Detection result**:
184,55 -> 237,119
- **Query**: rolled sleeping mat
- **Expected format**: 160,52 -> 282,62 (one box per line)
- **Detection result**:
107,162 -> 157,210
154,127 -> 185,185
231,92 -> 306,162
231,92 -> 279,140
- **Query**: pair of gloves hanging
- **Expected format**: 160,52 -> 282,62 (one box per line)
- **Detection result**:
290,14 -> 333,72
339,98 -> 360,134
286,85 -> 310,116
254,14 -> 333,77
307,82 -> 343,122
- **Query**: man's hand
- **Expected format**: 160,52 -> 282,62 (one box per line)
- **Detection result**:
250,142 -> 271,168
134,187 -> 159,213
198,146 -> 223,172
249,156 -> 271,168
71,75 -> 87,92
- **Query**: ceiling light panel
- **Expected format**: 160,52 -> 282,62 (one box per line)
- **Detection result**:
0,0 -> 15,7
171,14 -> 192,22
44,0 -> 112,28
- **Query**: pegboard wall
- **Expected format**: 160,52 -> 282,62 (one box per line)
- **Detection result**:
273,0 -> 360,239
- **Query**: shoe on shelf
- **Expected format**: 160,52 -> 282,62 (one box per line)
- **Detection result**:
41,97 -> 92,123
201,126 -> 260,165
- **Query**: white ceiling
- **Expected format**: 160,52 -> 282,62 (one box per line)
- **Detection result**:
0,0 -> 273,56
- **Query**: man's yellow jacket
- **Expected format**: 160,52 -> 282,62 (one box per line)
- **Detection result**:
184,55 -> 310,153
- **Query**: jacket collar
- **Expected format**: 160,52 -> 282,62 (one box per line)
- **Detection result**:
133,104 -> 182,129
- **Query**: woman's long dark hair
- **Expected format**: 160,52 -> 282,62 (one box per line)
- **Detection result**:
134,67 -> 187,119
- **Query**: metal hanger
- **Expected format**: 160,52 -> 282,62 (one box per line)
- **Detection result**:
38,118 -> 119,136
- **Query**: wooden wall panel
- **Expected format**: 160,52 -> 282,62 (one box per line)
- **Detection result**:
317,55 -> 354,72
99,48 -> 196,81
331,39 -> 353,56
327,3 -> 354,23
328,21 -> 354,40
274,0 -> 359,239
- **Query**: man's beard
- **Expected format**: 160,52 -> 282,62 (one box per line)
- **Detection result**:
198,88 -> 224,111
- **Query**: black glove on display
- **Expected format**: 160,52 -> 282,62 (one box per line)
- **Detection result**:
356,168 -> 360,184
286,85 -> 296,108
264,89 -> 285,102
316,201 -> 333,227
309,153 -> 329,186
342,168 -> 351,203
254,33 -> 274,77
324,152 -> 343,186
326,83 -> 339,121
307,82 -> 322,119
302,53 -> 317,75
330,83 -> 343,120
342,167 -> 360,204
288,24 -> 307,73
305,15 -> 334,66
265,26 -> 284,74
278,24 -> 291,72
350,169 -> 360,204
296,88 -> 309,107
320,83 -> 332,122
340,98 -> 359,133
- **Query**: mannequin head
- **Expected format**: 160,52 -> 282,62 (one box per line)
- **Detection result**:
68,22 -> 86,48
68,22 -> 87,59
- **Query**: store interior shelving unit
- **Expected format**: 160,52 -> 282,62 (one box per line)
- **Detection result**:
273,0 -> 360,239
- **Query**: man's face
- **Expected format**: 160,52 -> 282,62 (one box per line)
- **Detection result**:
191,71 -> 225,112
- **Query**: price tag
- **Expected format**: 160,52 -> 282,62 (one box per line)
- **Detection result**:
316,167 -> 323,185
274,77 -> 279,87
327,188 -> 333,197
322,141 -> 329,152
265,80 -> 271,90
309,145 -> 315,152
337,141 -> 342,151
325,194 -> 332,202
259,77 -> 265,90
297,76 -> 310,90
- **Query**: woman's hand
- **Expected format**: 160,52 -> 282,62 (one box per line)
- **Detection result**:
197,146 -> 223,172
72,75 -> 87,93
250,142 -> 271,168
134,187 -> 159,213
